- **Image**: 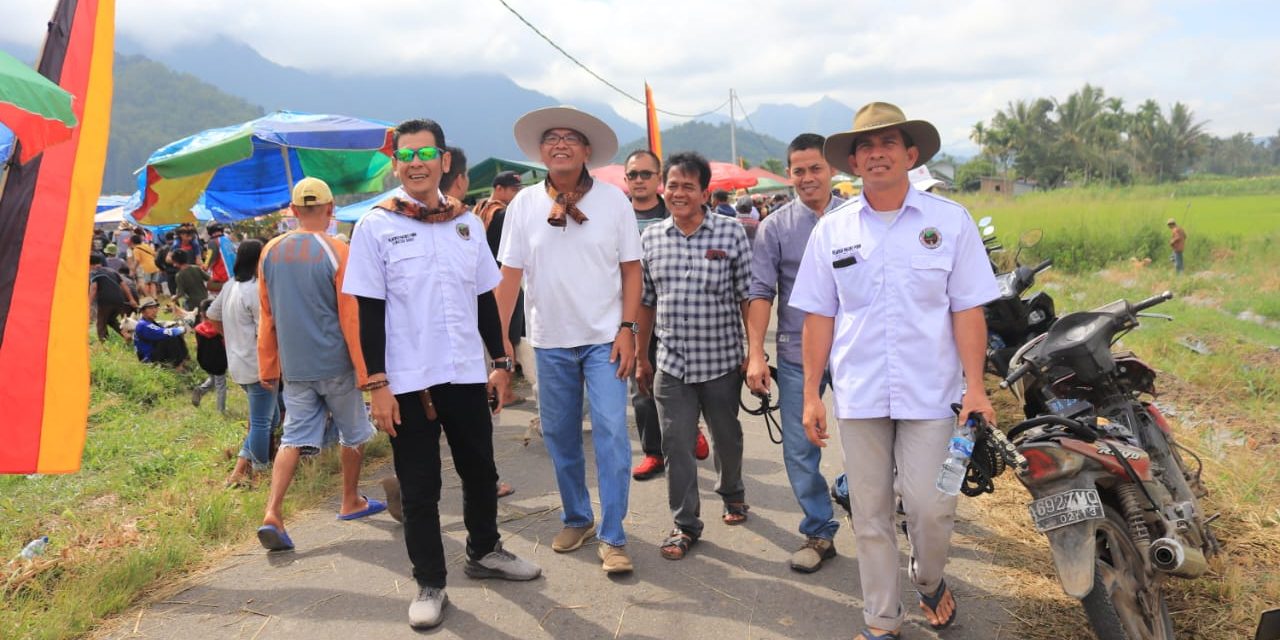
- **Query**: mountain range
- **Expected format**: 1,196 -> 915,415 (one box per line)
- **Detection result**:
4,36 -> 862,193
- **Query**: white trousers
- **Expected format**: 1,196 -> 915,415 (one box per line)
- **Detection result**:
837,417 -> 957,631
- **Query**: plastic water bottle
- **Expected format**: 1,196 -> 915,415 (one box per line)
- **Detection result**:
19,536 -> 49,561
936,421 -> 975,496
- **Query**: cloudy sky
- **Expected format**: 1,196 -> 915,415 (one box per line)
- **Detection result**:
3,0 -> 1277,152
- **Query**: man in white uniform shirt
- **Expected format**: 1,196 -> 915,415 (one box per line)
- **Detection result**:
789,102 -> 999,640
343,119 -> 540,630
495,106 -> 643,575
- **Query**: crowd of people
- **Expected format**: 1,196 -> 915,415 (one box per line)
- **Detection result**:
88,100 -> 1002,639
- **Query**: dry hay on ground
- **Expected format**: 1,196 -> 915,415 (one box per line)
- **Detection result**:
978,376 -> 1280,640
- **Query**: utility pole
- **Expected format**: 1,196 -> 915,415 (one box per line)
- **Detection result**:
729,88 -> 737,167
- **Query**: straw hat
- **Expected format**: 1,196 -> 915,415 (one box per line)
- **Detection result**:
513,106 -> 618,170
824,102 -> 940,175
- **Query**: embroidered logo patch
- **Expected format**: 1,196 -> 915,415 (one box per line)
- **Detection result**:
919,227 -> 942,249
455,222 -> 471,240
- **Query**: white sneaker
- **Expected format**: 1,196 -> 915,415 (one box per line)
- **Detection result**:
464,542 -> 542,581
408,586 -> 448,629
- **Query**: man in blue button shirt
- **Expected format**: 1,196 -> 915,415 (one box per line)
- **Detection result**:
745,133 -> 845,573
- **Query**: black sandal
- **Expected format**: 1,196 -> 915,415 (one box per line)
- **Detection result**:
660,528 -> 697,560
918,577 -> 958,630
722,502 -> 750,525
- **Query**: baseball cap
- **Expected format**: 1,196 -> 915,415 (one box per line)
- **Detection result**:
1166,218 -> 1176,225
291,177 -> 334,206
104,243 -> 118,255
493,171 -> 522,188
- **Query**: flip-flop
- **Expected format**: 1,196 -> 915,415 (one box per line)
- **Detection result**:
854,629 -> 900,640
337,495 -> 387,521
256,524 -> 294,551
918,577 -> 958,630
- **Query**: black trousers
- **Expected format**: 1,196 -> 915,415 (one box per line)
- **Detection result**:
392,383 -> 500,588
631,337 -> 662,456
96,302 -> 130,342
139,335 -> 188,367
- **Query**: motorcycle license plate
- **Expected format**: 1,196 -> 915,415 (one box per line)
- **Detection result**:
1028,488 -> 1104,533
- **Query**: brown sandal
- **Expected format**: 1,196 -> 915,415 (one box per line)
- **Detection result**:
659,528 -> 697,560
722,502 -> 750,525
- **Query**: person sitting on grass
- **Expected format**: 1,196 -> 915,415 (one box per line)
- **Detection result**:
192,298 -> 229,414
132,297 -> 189,370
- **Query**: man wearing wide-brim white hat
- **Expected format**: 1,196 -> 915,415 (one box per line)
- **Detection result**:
790,102 -> 1000,640
494,106 -> 643,575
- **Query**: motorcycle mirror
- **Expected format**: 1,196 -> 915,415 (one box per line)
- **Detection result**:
977,216 -> 992,228
1019,229 -> 1043,248
982,225 -> 996,237
1256,608 -> 1280,640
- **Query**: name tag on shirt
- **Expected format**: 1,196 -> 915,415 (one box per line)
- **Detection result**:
832,255 -> 858,269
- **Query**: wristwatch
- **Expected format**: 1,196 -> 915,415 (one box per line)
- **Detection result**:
491,357 -> 515,372
619,321 -> 639,335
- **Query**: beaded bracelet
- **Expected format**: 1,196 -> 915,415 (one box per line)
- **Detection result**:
362,379 -> 390,391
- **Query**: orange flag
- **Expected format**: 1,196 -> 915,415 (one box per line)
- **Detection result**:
645,83 -> 662,160
0,0 -> 115,474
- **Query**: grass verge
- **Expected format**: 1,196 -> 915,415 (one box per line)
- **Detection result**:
0,337 -> 390,640
972,248 -> 1280,639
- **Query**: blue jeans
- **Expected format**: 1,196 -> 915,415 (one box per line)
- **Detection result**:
239,382 -> 280,469
776,358 -> 840,540
535,343 -> 631,547
1173,250 -> 1184,274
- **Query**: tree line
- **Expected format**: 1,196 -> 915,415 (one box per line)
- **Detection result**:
956,84 -> 1280,191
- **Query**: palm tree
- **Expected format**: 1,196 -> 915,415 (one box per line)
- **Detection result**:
971,121 -> 987,156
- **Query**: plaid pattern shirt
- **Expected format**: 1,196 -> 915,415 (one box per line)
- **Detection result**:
641,210 -> 752,383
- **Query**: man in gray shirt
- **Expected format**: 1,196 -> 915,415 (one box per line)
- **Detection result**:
745,133 -> 845,573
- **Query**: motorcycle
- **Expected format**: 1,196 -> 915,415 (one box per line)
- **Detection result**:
998,291 -> 1219,640
984,228 -> 1056,377
977,215 -> 1002,273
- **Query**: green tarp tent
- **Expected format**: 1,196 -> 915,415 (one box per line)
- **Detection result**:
467,157 -> 547,197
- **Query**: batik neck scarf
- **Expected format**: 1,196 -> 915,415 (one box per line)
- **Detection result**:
544,168 -> 593,227
378,190 -> 464,223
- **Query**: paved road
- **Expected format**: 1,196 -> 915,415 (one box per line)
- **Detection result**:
95,379 -> 1030,640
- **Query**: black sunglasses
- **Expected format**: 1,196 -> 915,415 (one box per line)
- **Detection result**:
626,170 -> 657,180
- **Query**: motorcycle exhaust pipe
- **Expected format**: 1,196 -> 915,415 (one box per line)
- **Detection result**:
1150,538 -> 1208,578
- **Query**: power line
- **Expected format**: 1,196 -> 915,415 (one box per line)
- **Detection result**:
734,92 -> 776,159
495,0 -> 729,119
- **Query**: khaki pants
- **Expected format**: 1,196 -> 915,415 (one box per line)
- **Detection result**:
837,417 -> 956,631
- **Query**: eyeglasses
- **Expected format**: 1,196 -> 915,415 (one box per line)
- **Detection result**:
625,170 -> 657,181
393,146 -> 443,162
541,132 -> 587,146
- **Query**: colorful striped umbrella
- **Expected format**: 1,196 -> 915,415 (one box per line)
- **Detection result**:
0,49 -> 78,164
129,111 -> 395,226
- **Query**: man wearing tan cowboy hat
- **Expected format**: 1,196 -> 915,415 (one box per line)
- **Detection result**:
790,102 -> 999,640
494,106 -> 643,575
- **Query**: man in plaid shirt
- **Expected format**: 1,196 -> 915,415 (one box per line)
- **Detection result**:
635,152 -> 753,561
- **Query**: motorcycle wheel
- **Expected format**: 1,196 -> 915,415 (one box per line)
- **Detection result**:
1081,506 -> 1175,640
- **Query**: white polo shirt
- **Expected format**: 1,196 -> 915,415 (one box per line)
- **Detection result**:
497,180 -> 643,349
343,190 -> 501,395
789,187 -> 999,420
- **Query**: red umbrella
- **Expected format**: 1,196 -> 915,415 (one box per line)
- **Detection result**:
709,162 -> 758,192
746,166 -> 788,184
590,163 -> 629,194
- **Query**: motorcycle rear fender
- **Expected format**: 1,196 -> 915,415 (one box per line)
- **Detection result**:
1028,473 -> 1105,599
